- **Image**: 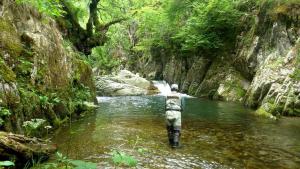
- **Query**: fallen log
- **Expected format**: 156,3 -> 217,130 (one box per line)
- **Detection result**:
0,132 -> 57,167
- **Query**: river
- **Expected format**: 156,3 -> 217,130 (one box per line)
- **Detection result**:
52,96 -> 300,169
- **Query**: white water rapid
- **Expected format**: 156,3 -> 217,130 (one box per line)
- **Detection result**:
152,80 -> 172,96
152,80 -> 194,98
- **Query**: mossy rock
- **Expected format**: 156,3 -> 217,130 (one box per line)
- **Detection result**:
72,58 -> 96,97
0,57 -> 16,82
0,18 -> 23,57
290,44 -> 300,80
255,107 -> 277,119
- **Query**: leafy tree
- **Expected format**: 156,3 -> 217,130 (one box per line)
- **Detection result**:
95,0 -> 243,62
16,0 -> 64,17
172,0 -> 242,52
16,0 -> 128,54
59,0 -> 128,54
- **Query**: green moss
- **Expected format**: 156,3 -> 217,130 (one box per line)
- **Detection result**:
0,57 -> 16,82
291,69 -> 300,80
290,45 -> 300,80
0,19 -> 23,57
15,57 -> 33,78
73,58 -> 92,84
18,87 -> 40,116
72,58 -> 95,98
242,16 -> 257,48
223,73 -> 247,100
266,57 -> 284,69
255,107 -> 276,119
236,87 -> 246,98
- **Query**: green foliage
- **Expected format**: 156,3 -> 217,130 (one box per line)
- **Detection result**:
111,150 -> 138,167
0,107 -> 11,117
94,0 -> 244,64
0,56 -> 17,83
171,0 -> 242,52
31,152 -> 97,169
62,0 -> 90,28
22,118 -> 46,136
89,46 -> 121,75
16,58 -> 33,77
16,0 -> 64,17
69,160 -> 97,169
290,45 -> 300,80
137,148 -> 149,154
18,87 -> 40,116
133,1 -> 171,51
0,19 -> 23,57
0,161 -> 15,167
39,95 -> 50,109
0,107 -> 11,126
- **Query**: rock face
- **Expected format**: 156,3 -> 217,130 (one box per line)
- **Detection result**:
195,59 -> 250,102
95,70 -> 158,96
238,3 -> 300,116
0,0 -> 95,133
130,2 -> 300,116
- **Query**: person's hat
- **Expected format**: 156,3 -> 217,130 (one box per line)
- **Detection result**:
171,84 -> 179,91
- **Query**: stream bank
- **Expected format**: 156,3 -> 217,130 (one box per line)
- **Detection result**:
0,1 -> 95,167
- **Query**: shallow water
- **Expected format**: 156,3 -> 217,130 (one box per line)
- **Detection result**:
53,96 -> 300,169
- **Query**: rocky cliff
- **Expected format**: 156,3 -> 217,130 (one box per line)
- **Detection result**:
131,2 -> 300,117
0,0 -> 95,134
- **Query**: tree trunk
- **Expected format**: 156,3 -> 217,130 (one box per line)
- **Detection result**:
59,0 -> 126,55
0,132 -> 57,168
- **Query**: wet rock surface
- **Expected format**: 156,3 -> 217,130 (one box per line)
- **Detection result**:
95,70 -> 158,96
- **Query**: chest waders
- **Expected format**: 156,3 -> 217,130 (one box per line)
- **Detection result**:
165,93 -> 182,148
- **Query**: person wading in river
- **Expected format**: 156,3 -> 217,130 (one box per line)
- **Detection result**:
165,84 -> 182,148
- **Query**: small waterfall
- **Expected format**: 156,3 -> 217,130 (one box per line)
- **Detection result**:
152,80 -> 194,98
152,81 -> 171,96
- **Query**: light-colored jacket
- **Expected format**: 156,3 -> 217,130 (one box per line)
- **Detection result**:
166,92 -> 182,111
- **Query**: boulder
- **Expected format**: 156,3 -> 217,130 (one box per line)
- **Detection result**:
117,70 -> 151,89
95,70 -> 158,96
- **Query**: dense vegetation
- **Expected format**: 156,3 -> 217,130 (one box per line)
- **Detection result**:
15,0 -> 299,74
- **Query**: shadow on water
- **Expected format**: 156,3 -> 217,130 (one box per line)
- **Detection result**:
53,96 -> 300,169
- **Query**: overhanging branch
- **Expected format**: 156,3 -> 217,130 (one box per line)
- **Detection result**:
100,18 -> 128,31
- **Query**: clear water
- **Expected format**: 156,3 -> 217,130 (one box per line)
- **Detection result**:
53,96 -> 300,169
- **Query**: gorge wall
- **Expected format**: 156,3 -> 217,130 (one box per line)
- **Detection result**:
130,2 -> 300,116
0,0 -> 95,134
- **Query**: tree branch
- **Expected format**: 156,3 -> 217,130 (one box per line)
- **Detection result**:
100,18 -> 127,31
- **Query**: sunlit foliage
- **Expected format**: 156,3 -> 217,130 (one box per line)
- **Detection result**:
16,0 -> 64,17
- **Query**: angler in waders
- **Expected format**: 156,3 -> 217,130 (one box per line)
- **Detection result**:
165,84 -> 182,148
